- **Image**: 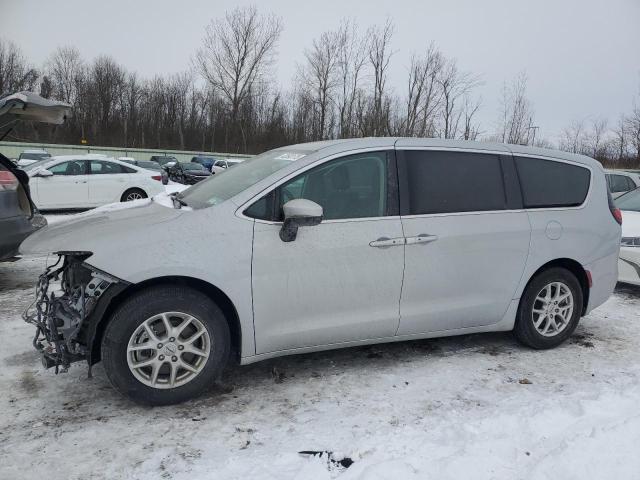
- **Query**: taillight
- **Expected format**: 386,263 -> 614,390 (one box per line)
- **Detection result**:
607,189 -> 622,225
151,175 -> 162,182
613,207 -> 623,225
0,170 -> 19,191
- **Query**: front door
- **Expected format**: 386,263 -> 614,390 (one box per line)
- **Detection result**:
396,148 -> 531,335
250,151 -> 405,354
35,160 -> 89,209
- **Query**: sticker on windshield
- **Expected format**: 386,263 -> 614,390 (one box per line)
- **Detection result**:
275,153 -> 306,161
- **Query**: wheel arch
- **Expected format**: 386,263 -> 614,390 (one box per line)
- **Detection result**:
520,258 -> 590,315
89,275 -> 242,365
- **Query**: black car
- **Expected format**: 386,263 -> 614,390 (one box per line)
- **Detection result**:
0,92 -> 71,260
190,155 -> 217,171
149,155 -> 178,167
166,162 -> 211,185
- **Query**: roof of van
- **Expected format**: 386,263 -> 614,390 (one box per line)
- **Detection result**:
281,138 -> 602,169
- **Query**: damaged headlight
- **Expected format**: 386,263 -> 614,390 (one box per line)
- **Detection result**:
23,252 -> 121,373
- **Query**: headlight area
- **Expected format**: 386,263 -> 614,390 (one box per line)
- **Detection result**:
22,252 -> 127,373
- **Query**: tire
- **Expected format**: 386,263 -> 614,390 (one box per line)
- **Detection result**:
514,267 -> 583,349
121,188 -> 147,202
101,285 -> 230,405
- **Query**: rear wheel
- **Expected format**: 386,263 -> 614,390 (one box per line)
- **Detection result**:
514,267 -> 583,349
121,188 -> 147,202
101,285 -> 230,405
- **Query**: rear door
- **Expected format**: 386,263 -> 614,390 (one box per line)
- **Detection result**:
35,160 -> 89,209
88,160 -> 133,205
396,147 -> 531,334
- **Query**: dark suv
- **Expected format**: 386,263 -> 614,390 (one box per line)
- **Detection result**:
0,92 -> 71,260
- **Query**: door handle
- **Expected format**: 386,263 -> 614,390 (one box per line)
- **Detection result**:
406,234 -> 438,245
369,237 -> 405,248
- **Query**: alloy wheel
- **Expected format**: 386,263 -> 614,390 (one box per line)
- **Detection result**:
532,281 -> 574,337
126,312 -> 211,389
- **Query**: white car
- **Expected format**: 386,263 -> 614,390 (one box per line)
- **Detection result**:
615,188 -> 640,285
211,158 -> 244,174
16,149 -> 51,167
21,138 -> 620,405
605,169 -> 640,198
24,155 -> 165,209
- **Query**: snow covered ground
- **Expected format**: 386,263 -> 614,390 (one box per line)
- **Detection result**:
1,254 -> 640,480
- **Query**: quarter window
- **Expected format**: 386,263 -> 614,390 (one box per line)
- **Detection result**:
516,157 -> 590,208
400,150 -> 506,215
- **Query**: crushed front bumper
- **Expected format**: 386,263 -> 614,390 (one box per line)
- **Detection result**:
22,252 -> 128,373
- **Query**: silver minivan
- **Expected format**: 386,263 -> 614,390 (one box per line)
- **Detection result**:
21,138 -> 621,405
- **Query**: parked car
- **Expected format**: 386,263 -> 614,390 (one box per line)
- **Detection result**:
21,138 -> 620,405
614,188 -> 640,285
605,169 -> 640,198
16,149 -> 51,167
0,91 -> 70,260
150,155 -> 178,167
190,155 -> 217,171
166,161 -> 211,185
25,155 -> 165,209
211,157 -> 244,174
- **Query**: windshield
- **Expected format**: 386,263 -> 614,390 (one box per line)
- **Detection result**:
180,149 -> 308,209
616,188 -> 640,212
22,159 -> 52,171
183,163 -> 206,171
20,152 -> 50,161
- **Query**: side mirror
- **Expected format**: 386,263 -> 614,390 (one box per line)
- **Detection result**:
279,199 -> 323,242
35,169 -> 53,177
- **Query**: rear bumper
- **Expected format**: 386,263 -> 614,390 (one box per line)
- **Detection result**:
584,250 -> 620,313
0,213 -> 46,260
618,247 -> 640,286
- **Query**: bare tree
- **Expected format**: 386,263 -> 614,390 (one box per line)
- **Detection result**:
0,39 -> 38,94
196,6 -> 282,150
612,115 -> 628,164
336,20 -> 368,138
438,59 -> 479,139
367,19 -> 394,136
298,28 -> 341,139
499,71 -> 534,145
627,102 -> 640,162
402,43 -> 443,136
559,120 -> 586,154
46,46 -> 84,104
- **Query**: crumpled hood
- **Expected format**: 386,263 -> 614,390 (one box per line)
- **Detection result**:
20,196 -> 184,256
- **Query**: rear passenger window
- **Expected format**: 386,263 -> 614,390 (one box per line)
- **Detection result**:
400,150 -> 506,215
515,157 -> 590,208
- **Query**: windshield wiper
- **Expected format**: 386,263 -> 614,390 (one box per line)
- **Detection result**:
170,192 -> 188,209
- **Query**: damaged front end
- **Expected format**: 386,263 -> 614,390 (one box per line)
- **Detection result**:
23,252 -> 128,373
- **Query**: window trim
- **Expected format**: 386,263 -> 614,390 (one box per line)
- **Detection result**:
514,153 -> 593,210
237,148 -> 399,224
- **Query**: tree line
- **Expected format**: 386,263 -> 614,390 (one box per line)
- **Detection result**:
1,6 -> 639,167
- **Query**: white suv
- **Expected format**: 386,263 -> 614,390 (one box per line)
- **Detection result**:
21,138 -> 621,405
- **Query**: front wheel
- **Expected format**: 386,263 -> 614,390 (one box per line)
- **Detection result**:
514,267 -> 583,349
101,285 -> 230,405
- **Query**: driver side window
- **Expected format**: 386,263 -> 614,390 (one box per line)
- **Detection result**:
49,160 -> 87,176
245,151 -> 394,221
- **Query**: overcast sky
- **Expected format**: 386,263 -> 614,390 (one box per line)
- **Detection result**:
3,0 -> 639,142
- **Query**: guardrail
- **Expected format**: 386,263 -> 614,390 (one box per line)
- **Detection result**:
0,141 -> 253,163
